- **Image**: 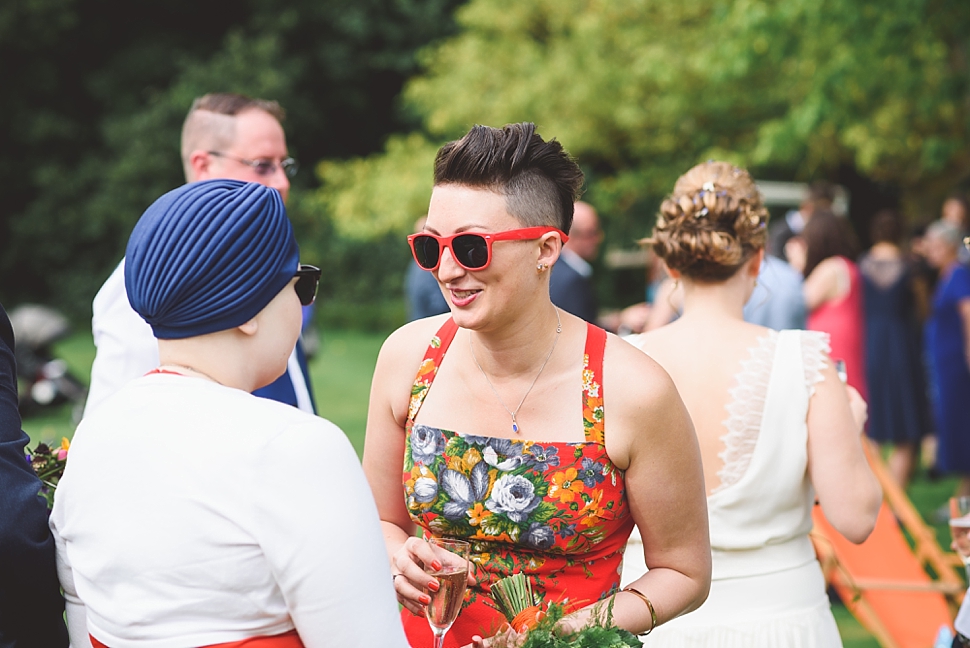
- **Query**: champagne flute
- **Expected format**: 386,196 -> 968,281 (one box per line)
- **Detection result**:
425,538 -> 470,648
950,497 -> 970,580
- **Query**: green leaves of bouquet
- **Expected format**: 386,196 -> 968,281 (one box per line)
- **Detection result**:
26,437 -> 69,508
490,573 -> 642,648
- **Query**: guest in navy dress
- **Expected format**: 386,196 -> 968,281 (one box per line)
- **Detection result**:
924,220 -> 970,500
859,210 -> 930,489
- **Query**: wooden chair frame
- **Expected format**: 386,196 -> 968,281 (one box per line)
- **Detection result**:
813,439 -> 965,648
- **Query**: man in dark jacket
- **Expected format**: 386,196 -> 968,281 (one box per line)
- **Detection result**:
549,201 -> 602,323
0,302 -> 68,647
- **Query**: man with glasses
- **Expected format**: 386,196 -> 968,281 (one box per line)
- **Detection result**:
83,93 -> 316,417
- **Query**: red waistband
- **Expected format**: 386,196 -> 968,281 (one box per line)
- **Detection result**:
90,630 -> 304,648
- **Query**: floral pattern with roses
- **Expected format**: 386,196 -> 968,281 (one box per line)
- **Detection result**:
399,320 -> 635,648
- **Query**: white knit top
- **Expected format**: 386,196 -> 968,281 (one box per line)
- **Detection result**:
51,373 -> 408,648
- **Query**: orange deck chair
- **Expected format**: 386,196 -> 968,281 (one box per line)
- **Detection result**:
811,439 -> 965,648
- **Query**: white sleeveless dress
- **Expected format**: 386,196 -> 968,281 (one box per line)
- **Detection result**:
622,329 -> 844,647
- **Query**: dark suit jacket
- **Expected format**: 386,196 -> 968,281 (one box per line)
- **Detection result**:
405,261 -> 449,321
0,304 -> 68,647
549,259 -> 598,323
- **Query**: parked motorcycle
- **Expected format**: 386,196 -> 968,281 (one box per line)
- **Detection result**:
9,304 -> 88,422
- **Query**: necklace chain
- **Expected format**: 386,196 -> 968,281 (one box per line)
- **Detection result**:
469,307 -> 562,434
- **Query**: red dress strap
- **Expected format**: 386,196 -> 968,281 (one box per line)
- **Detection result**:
208,630 -> 304,648
144,368 -> 184,376
90,630 -> 304,648
582,322 -> 607,445
406,318 -> 459,426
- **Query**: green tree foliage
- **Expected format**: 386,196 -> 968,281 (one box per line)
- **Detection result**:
0,0 -> 463,319
316,0 -> 970,244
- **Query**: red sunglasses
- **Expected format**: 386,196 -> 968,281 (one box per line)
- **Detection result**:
408,226 -> 568,272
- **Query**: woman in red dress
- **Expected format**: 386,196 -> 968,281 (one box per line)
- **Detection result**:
787,210 -> 867,399
363,123 -> 711,647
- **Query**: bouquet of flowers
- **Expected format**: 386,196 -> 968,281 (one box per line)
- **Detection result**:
26,437 -> 70,508
490,573 -> 642,648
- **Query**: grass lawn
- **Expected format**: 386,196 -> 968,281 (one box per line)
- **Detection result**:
23,327 -> 961,647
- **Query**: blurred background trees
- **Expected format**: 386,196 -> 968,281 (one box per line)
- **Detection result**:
2,0 -> 968,326
0,0 -> 464,323
319,0 -> 970,237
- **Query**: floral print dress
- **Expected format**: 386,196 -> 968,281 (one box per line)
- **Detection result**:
400,319 -> 635,648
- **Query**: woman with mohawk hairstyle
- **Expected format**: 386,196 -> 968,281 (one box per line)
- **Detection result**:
364,123 -> 711,647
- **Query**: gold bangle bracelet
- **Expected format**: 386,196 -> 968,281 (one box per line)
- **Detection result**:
621,586 -> 657,636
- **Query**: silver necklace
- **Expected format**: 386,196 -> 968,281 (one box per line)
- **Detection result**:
469,307 -> 562,434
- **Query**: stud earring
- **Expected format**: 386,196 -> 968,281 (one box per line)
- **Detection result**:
537,263 -> 547,272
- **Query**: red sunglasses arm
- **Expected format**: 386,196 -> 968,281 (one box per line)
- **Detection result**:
486,227 -> 569,243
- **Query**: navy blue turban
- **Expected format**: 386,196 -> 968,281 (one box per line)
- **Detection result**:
125,179 -> 299,339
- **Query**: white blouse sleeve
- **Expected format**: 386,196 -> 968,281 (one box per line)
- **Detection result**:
250,420 -> 409,648
49,505 -> 94,648
83,261 -> 159,418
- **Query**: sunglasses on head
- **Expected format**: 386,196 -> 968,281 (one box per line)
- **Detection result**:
407,226 -> 569,272
294,265 -> 321,306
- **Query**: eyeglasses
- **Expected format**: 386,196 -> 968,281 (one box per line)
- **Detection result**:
208,151 -> 299,178
294,265 -> 321,306
407,226 -> 568,272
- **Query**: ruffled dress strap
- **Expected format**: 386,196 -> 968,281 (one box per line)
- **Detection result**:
799,329 -> 831,398
582,322 -> 607,444
406,318 -> 459,426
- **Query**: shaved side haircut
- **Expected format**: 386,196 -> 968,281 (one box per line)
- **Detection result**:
179,93 -> 286,181
433,123 -> 584,233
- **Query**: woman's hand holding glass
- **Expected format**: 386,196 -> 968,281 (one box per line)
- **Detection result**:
392,537 -> 475,616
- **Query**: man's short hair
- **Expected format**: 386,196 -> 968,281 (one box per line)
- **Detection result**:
433,123 -> 584,233
180,93 -> 286,181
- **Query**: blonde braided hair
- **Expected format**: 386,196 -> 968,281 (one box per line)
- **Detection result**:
645,161 -> 768,281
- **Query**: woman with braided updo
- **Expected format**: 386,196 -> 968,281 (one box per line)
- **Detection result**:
622,161 -> 881,646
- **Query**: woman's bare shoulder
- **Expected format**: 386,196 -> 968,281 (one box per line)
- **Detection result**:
605,332 -> 680,407
812,255 -> 848,279
377,314 -> 453,372
623,323 -> 679,360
